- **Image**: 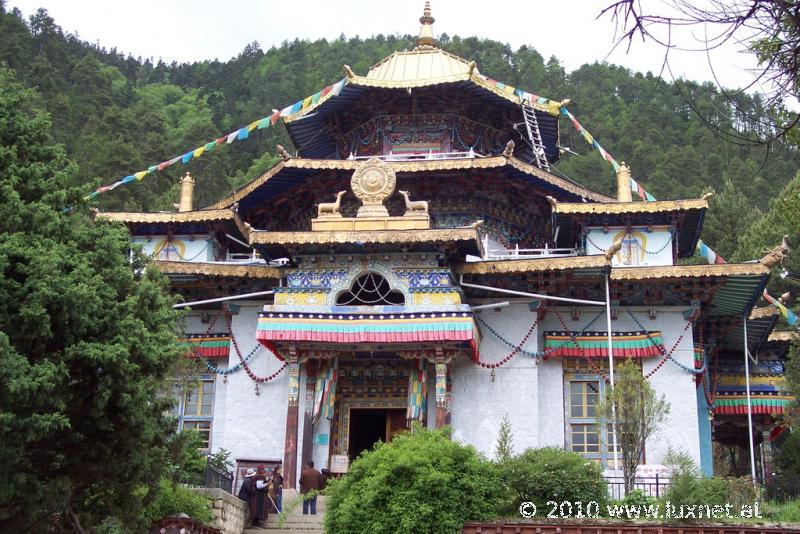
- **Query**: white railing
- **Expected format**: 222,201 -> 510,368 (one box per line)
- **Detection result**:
483,243 -> 578,261
225,251 -> 261,263
224,252 -> 289,266
347,148 -> 481,162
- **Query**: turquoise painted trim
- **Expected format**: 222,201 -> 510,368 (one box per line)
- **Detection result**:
696,387 -> 713,476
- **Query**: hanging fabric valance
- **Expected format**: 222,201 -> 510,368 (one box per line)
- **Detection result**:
180,334 -> 231,359
256,311 -> 479,360
543,331 -> 664,358
714,396 -> 792,415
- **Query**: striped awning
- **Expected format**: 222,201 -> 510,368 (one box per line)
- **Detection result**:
714,396 -> 793,415
180,334 -> 230,359
543,331 -> 664,358
256,310 -> 478,360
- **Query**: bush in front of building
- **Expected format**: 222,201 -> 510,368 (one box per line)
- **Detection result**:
140,478 -> 214,526
498,447 -> 608,514
324,425 -> 502,534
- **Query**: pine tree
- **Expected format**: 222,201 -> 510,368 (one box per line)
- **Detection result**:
0,67 -> 183,531
494,414 -> 515,461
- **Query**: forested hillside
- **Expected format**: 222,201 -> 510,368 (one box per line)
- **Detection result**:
1,3 -> 798,264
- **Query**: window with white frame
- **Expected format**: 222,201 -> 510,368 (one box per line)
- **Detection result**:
174,375 -> 215,450
564,361 -> 620,467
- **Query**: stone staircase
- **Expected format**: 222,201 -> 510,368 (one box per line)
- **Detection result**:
243,490 -> 325,534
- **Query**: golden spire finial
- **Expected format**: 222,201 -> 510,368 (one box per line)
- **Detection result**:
416,1 -> 437,49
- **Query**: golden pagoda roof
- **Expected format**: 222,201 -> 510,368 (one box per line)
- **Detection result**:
342,60 -> 561,115
554,198 -> 708,215
363,48 -> 476,87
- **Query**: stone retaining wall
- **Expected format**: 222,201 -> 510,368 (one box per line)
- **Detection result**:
193,488 -> 247,534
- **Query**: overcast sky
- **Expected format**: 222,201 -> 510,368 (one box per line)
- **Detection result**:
8,0 -> 768,97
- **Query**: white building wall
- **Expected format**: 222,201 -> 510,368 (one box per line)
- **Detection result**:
538,306 -> 700,467
450,302 -> 540,459
214,304 -> 289,465
537,358 -> 565,448
192,303 -> 700,471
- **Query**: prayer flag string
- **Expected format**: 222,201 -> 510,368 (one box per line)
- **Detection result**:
85,78 -> 348,201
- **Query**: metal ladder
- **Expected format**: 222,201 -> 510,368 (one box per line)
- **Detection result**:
521,101 -> 550,171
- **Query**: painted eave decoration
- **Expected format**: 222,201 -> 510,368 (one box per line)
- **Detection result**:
180,334 -> 231,359
543,331 -> 665,359
256,309 -> 479,361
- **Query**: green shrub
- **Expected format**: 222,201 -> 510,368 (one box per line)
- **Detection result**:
764,500 -> 800,523
499,447 -> 608,513
324,425 -> 501,534
620,489 -> 654,508
662,448 -> 740,511
140,478 -> 214,526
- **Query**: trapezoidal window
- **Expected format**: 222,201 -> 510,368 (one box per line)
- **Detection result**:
336,272 -> 405,306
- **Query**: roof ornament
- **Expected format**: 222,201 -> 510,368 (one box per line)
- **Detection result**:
276,145 -> 292,161
759,235 -> 790,268
605,238 -> 623,260
416,1 -> 437,49
175,172 -> 195,212
502,140 -> 515,158
615,162 -> 633,203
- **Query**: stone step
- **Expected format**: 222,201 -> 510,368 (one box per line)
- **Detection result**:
264,517 -> 324,525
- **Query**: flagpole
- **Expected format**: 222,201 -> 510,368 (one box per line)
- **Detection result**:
605,271 -> 620,474
743,314 -> 757,483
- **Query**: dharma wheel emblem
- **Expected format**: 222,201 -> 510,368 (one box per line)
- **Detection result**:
351,157 -> 396,217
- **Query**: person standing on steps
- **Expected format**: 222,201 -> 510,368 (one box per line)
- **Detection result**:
298,460 -> 324,515
269,466 -> 284,513
238,467 -> 261,528
252,466 -> 269,527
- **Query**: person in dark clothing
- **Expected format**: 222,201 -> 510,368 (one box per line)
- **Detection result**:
298,460 -> 324,515
320,468 -> 331,489
253,466 -> 269,526
237,468 -> 259,527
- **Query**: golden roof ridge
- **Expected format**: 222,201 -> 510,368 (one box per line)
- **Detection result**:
455,255 -> 609,275
97,208 -> 233,224
152,260 -> 283,279
554,198 -> 709,215
610,263 -> 770,280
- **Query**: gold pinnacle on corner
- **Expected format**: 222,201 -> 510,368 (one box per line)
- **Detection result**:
416,1 -> 437,49
616,161 -> 633,202
177,172 -> 195,212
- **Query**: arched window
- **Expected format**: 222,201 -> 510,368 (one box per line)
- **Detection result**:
336,272 -> 405,306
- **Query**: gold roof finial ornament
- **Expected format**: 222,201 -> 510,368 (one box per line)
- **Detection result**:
616,161 -> 633,202
416,1 -> 437,49
175,172 -> 195,212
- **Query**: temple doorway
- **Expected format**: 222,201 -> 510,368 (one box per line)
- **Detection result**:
347,408 -> 407,459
